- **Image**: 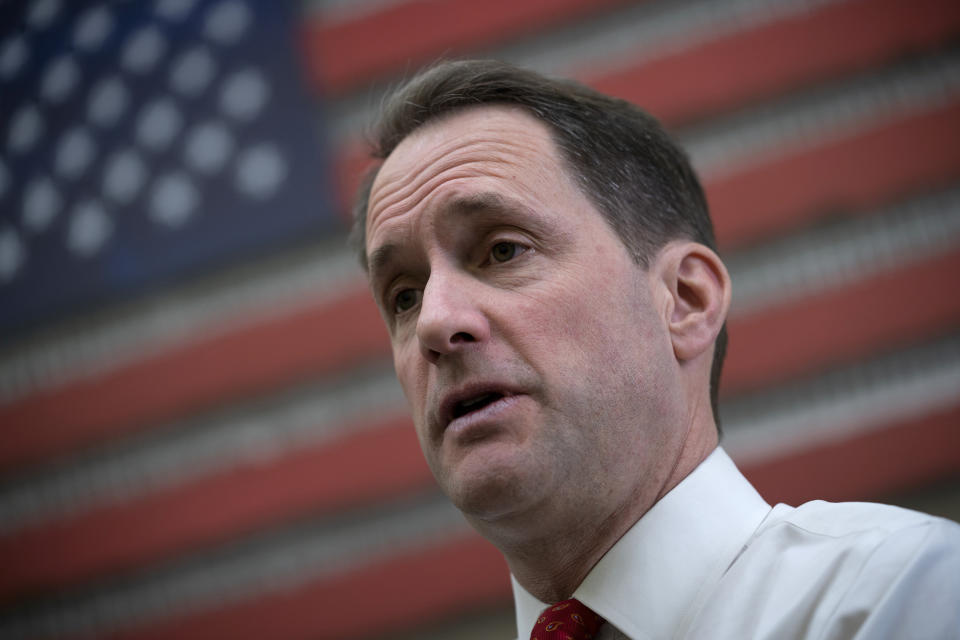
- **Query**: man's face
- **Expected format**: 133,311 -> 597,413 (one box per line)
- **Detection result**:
365,106 -> 684,528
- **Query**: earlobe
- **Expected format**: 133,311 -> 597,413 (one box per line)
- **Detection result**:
658,242 -> 731,362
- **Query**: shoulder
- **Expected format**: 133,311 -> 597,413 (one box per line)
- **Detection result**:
760,500 -> 960,595
763,500 -> 960,589
768,501 -> 960,638
755,499 -> 960,557
768,498 -> 954,537
689,501 -> 960,639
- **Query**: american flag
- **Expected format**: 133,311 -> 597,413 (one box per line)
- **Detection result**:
1,0 -> 959,638
0,0 -> 336,334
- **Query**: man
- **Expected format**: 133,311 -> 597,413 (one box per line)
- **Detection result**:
353,60 -> 960,639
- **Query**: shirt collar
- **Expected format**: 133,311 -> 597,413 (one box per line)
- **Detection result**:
512,447 -> 771,639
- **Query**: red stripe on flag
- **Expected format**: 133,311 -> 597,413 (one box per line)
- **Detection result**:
710,100 -> 960,248
335,139 -> 374,221
102,534 -> 510,640
591,0 -> 960,126
724,247 -> 960,395
304,0 -> 638,94
743,404 -> 960,506
0,416 -> 429,601
0,290 -> 388,472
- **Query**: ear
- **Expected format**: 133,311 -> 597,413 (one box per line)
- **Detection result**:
654,241 -> 731,362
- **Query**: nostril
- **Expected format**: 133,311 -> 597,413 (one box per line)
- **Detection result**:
421,345 -> 442,364
450,331 -> 475,343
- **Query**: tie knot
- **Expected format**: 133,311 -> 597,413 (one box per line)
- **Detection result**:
530,598 -> 605,640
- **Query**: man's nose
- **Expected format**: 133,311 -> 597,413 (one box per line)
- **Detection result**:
416,273 -> 490,363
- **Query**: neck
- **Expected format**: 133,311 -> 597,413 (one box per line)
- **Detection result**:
491,406 -> 719,603
498,499 -> 640,603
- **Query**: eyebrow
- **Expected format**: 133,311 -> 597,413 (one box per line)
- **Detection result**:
367,243 -> 397,286
449,191 -> 514,215
367,191 -> 540,285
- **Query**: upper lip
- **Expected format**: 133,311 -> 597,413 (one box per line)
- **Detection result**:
434,382 -> 521,433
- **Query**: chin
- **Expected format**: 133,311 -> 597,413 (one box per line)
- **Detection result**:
441,444 -> 545,521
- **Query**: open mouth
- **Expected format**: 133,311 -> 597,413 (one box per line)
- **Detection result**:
451,392 -> 504,420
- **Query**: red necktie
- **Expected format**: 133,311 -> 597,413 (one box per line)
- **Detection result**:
529,598 -> 605,640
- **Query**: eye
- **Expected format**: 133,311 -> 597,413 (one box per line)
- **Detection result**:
489,241 -> 526,263
393,288 -> 420,314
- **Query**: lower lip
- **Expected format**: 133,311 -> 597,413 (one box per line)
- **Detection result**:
446,395 -> 523,437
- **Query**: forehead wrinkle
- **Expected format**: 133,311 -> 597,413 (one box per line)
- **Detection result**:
368,131 -> 547,234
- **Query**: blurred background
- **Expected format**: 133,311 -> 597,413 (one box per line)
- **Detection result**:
1,0 -> 959,638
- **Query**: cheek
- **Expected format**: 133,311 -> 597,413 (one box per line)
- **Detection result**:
535,272 -> 671,402
538,269 -> 649,348
504,280 -> 625,388
395,360 -> 436,458
393,343 -> 427,417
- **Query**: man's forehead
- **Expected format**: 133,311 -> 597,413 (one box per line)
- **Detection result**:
364,105 -> 558,247
371,104 -> 547,193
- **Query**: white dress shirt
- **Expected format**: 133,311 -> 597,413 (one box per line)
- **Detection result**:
513,447 -> 960,639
